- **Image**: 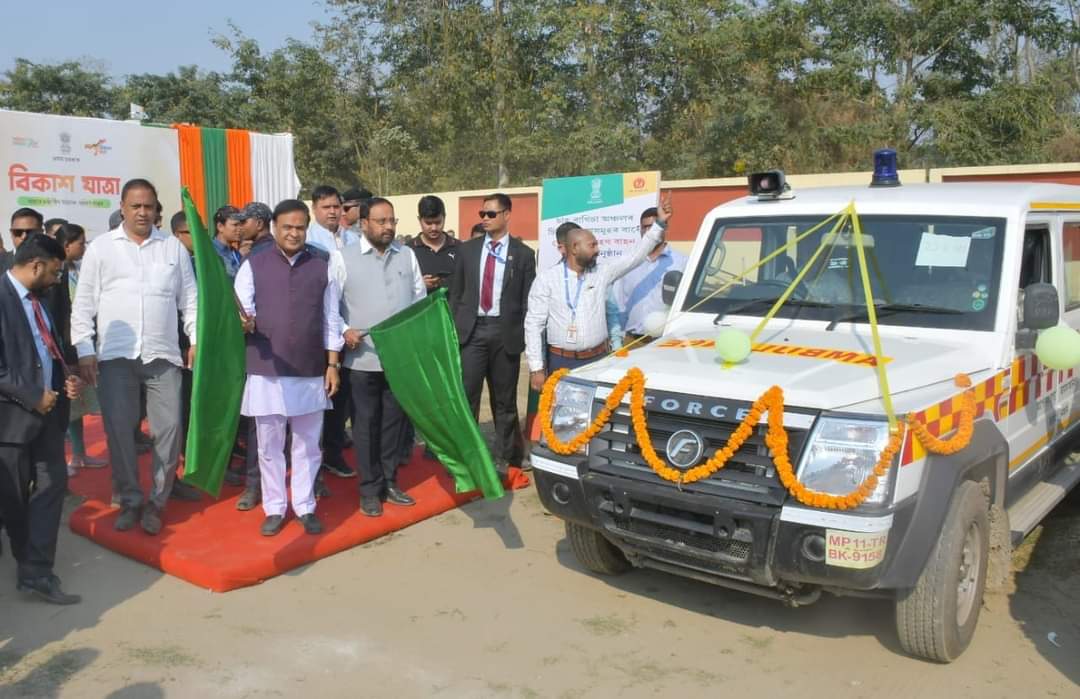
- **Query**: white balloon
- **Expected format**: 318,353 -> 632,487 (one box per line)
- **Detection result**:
643,311 -> 668,337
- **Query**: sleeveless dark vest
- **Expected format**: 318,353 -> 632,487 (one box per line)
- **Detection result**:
245,245 -> 328,377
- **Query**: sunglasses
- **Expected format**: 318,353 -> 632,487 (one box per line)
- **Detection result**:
11,227 -> 42,237
343,203 -> 357,211
478,210 -> 506,219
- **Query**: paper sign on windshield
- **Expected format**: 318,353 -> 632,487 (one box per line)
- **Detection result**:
915,232 -> 971,268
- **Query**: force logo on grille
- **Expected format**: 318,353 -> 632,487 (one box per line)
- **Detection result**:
665,430 -> 705,469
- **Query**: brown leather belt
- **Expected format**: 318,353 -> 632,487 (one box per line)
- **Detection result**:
548,342 -> 609,360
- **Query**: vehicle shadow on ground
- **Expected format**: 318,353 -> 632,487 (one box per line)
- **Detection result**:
552,535 -> 905,655
0,495 -> 163,698
1008,485 -> 1080,688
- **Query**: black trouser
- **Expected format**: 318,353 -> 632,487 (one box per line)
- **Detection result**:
350,369 -> 406,497
180,368 -> 192,452
245,417 -> 260,484
461,317 -> 524,468
322,368 -> 353,468
0,418 -> 67,580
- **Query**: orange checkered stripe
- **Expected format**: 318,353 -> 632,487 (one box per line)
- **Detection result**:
899,355 -> 1075,465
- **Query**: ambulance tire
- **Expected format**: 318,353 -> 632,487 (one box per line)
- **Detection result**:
895,481 -> 989,663
566,522 -> 631,575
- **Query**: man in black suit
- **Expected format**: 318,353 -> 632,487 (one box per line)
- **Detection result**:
448,193 -> 536,475
0,234 -> 82,604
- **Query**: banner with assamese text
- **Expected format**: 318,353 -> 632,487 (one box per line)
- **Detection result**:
1,110 -> 181,247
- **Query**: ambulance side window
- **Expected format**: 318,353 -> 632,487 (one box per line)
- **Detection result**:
1019,227 -> 1051,289
1062,221 -> 1080,310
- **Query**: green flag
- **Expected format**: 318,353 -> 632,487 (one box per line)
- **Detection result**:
181,188 -> 245,496
370,289 -> 505,499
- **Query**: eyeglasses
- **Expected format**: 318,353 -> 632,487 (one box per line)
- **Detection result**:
367,217 -> 398,226
343,203 -> 357,211
11,227 -> 42,237
478,210 -> 506,219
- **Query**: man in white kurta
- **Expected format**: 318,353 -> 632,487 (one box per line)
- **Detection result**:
234,199 -> 343,537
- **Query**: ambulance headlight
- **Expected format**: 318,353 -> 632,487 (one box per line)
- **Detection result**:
796,417 -> 896,507
541,380 -> 596,454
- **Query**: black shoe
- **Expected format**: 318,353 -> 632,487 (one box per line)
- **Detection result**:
17,574 -> 81,605
169,480 -> 201,502
261,514 -> 286,536
385,484 -> 415,507
114,506 -> 140,532
236,486 -> 261,511
360,496 -> 383,517
322,461 -> 356,479
223,470 -> 245,487
314,475 -> 331,499
140,503 -> 163,536
299,513 -> 323,534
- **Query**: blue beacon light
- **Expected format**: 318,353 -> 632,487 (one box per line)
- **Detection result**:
870,148 -> 901,187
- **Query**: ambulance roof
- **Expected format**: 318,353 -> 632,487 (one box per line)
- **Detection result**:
712,182 -> 1080,221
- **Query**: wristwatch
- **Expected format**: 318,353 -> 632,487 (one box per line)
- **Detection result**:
328,362 -> 342,369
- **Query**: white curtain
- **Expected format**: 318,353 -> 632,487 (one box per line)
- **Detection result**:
249,132 -> 302,206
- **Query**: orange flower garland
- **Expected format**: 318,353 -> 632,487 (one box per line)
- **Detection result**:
537,368 -> 976,510
905,374 -> 975,455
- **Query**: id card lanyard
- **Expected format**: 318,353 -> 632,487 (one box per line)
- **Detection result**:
563,261 -> 585,344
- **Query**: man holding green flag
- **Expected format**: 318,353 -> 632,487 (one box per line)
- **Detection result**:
180,188 -> 245,498
343,197 -> 504,517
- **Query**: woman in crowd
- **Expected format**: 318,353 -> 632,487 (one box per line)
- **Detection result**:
56,223 -> 107,475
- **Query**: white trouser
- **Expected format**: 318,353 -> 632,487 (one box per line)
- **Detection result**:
255,411 -> 323,518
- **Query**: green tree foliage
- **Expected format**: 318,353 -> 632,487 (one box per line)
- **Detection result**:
1,1 -> 1078,193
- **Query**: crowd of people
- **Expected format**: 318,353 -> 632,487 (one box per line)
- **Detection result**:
0,176 -> 683,605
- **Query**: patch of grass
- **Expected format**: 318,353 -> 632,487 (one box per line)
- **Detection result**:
124,644 -> 198,667
520,688 -> 541,699
541,655 -> 561,666
739,634 -> 774,650
578,613 -> 634,636
486,680 -> 512,693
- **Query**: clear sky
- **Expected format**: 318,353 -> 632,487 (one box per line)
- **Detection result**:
1,0 -> 330,78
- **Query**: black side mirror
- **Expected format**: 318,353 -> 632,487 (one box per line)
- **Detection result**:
661,270 -> 683,307
1022,283 -> 1060,330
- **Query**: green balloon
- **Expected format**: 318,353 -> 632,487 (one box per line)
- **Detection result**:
1035,325 -> 1080,370
716,329 -> 752,363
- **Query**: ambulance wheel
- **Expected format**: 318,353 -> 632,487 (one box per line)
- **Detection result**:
566,522 -> 630,575
895,481 -> 989,662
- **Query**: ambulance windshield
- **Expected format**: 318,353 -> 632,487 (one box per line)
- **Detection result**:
685,215 -> 1006,331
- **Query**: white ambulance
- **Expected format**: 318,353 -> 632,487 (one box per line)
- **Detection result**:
531,160 -> 1080,662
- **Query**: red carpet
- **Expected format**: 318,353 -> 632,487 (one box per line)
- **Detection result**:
68,417 -> 529,592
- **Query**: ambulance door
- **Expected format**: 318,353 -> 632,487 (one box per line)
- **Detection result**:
1053,217 -> 1080,441
1005,223 -> 1054,485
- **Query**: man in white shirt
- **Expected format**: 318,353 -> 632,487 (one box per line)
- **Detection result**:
613,206 -> 688,342
526,195 -> 673,391
71,179 -> 198,535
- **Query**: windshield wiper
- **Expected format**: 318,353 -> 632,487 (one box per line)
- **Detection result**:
825,303 -> 964,331
714,297 -> 830,324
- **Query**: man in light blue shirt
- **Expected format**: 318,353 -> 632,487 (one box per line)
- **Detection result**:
306,185 -> 361,480
211,205 -> 244,278
306,185 -> 361,254
613,206 -> 687,340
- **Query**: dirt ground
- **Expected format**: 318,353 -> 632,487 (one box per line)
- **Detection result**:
1,380 -> 1078,698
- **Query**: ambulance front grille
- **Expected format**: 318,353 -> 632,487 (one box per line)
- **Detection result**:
588,401 -> 809,506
